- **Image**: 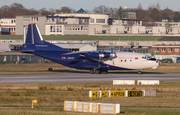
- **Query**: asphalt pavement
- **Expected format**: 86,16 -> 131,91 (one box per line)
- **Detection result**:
0,73 -> 180,84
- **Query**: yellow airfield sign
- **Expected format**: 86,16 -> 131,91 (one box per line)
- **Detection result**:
92,91 -> 99,98
101,91 -> 108,97
110,91 -> 125,97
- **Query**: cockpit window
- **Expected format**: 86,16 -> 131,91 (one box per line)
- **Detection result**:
144,55 -> 156,61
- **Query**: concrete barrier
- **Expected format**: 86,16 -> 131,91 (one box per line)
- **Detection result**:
90,103 -> 100,113
64,101 -> 74,111
100,103 -> 120,114
64,101 -> 120,114
73,101 -> 90,112
113,80 -> 135,85
138,80 -> 159,85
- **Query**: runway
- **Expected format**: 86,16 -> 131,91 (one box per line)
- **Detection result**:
0,73 -> 180,84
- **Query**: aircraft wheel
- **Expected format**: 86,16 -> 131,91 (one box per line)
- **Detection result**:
138,70 -> 142,74
95,70 -> 101,74
101,70 -> 108,74
48,68 -> 53,71
90,70 -> 94,74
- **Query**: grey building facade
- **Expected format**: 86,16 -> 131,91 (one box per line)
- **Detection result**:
16,16 -> 46,35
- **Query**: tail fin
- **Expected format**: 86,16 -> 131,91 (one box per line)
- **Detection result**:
25,23 -> 43,44
21,23 -> 70,53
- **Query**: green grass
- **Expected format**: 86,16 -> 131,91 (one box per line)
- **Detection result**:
1,81 -> 180,114
120,109 -> 180,115
0,35 -> 163,41
0,108 -> 180,115
0,35 -> 23,40
0,63 -> 180,75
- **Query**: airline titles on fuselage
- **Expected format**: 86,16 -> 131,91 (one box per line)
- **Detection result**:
119,57 -> 133,59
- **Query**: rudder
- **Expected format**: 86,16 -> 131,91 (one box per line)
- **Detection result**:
25,23 -> 43,44
21,23 -> 70,53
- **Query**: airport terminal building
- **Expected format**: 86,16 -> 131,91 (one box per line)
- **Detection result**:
15,13 -> 110,36
1,8 -> 180,36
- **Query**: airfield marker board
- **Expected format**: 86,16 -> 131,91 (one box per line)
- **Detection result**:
128,91 -> 142,97
100,91 -> 108,97
109,91 -> 126,97
89,91 -> 99,98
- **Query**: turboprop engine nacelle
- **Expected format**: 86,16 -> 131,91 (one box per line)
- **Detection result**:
103,52 -> 117,58
84,52 -> 116,60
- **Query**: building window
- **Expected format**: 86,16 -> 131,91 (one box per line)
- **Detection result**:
81,26 -> 87,31
161,48 -> 166,52
91,19 -> 94,23
57,26 -> 62,32
65,26 -> 71,30
175,48 -> 179,52
50,26 -> 55,32
96,19 -> 105,23
31,17 -> 38,22
168,48 -> 172,52
155,48 -> 159,52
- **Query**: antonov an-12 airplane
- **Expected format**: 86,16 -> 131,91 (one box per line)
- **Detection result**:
20,23 -> 160,74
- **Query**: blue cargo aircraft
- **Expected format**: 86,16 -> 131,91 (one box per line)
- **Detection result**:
20,23 -> 160,74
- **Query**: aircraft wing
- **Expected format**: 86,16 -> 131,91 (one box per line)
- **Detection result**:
61,51 -> 99,55
62,51 -> 117,61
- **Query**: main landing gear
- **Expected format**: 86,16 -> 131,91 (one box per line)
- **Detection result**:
138,70 -> 142,74
90,70 -> 108,74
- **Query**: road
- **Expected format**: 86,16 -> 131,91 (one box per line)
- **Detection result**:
0,73 -> 180,84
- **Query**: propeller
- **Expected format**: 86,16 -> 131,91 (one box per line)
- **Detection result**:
99,49 -> 105,63
110,47 -> 117,58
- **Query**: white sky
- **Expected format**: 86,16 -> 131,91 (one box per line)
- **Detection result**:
0,0 -> 179,11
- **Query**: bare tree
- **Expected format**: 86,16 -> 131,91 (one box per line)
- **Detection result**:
156,2 -> 161,11
60,6 -> 72,13
148,3 -> 155,11
116,6 -> 123,19
56,6 -> 75,13
92,5 -> 109,14
138,3 -> 142,10
39,8 -> 51,16
109,7 -> 117,18
11,3 -> 25,10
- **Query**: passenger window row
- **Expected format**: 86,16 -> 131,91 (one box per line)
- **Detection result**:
119,60 -> 132,63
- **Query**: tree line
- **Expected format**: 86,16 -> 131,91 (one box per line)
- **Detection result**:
0,2 -> 180,23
